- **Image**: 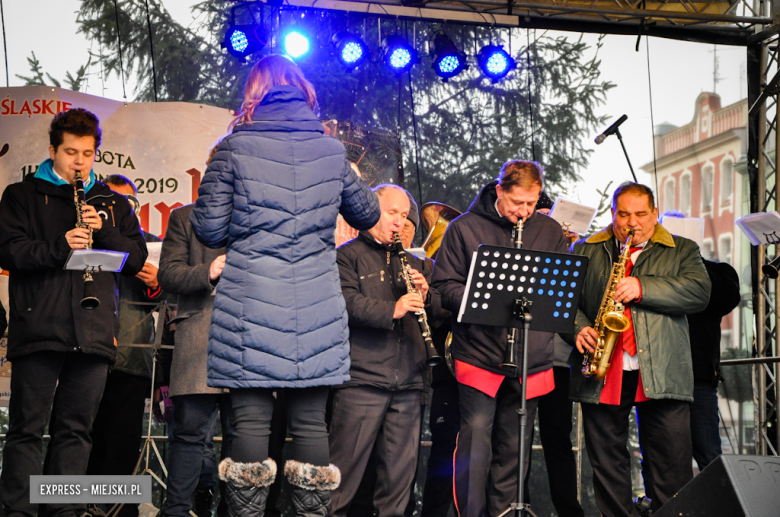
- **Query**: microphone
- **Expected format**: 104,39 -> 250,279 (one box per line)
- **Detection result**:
594,114 -> 628,145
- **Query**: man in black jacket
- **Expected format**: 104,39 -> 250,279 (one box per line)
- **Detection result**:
0,109 -> 147,517
330,184 -> 441,517
431,161 -> 568,517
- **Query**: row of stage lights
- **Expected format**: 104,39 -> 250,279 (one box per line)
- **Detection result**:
225,24 -> 516,82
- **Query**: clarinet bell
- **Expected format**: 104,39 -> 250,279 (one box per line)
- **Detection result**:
81,278 -> 100,310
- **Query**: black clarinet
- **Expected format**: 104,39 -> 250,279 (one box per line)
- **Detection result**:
74,170 -> 99,310
500,217 -> 523,369
393,233 -> 443,367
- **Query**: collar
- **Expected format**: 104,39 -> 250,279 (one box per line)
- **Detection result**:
585,223 -> 676,248
34,158 -> 97,193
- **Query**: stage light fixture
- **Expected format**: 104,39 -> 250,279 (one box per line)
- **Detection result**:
382,36 -> 417,75
477,45 -> 515,81
224,24 -> 268,59
431,33 -> 467,81
284,30 -> 311,59
332,31 -> 368,70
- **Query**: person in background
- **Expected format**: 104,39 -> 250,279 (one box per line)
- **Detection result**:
531,192 -> 585,517
568,183 -> 711,516
85,174 -> 166,517
0,108 -> 147,517
190,54 -> 380,517
659,211 -> 741,472
330,184 -> 441,517
157,197 -> 231,517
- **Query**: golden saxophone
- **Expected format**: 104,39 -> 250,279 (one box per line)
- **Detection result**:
74,170 -> 100,310
393,233 -> 443,367
582,229 -> 634,380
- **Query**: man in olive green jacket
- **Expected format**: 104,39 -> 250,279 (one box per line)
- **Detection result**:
567,182 -> 711,517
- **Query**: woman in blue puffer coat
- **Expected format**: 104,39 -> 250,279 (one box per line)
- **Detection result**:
190,55 -> 380,517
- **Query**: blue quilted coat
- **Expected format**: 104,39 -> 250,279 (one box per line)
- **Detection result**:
190,85 -> 380,389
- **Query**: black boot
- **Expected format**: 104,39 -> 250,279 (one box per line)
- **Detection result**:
192,487 -> 214,517
218,458 -> 277,517
284,460 -> 341,517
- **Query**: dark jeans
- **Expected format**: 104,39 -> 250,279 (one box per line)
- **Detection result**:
0,351 -> 109,517
690,382 -> 722,471
86,370 -> 152,517
231,386 -> 329,466
161,394 -> 234,517
534,366 -> 584,517
421,381 -> 460,517
329,387 -> 421,517
582,370 -> 693,517
454,379 -> 539,517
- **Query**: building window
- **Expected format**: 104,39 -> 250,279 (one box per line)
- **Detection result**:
721,159 -> 733,206
718,234 -> 733,265
663,178 -> 675,214
681,173 -> 691,216
702,165 -> 714,213
720,329 -> 732,350
702,239 -> 715,261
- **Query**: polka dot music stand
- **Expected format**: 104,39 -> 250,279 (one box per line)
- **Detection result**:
456,244 -> 588,517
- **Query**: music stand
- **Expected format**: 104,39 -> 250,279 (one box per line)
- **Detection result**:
457,245 -> 588,517
64,248 -> 129,273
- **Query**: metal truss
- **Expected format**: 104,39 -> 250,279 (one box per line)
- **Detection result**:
748,26 -> 780,455
276,0 -> 771,44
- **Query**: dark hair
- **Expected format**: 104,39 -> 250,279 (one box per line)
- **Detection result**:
104,174 -> 137,193
612,181 -> 655,210
49,108 -> 102,151
497,160 -> 544,191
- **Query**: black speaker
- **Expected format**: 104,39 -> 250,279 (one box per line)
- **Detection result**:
654,455 -> 780,517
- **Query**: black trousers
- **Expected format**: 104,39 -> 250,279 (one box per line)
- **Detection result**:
581,370 -> 693,517
0,351 -> 109,517
454,379 -> 539,517
230,386 -> 329,466
535,366 -> 584,517
421,381 -> 460,517
329,386 -> 422,517
86,370 -> 151,517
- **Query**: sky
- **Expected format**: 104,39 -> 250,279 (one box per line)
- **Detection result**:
0,1 -> 747,222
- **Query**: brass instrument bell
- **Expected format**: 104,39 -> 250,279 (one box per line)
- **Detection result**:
420,202 -> 461,259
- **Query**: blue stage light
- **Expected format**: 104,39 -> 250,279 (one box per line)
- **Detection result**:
382,36 -> 417,74
431,33 -> 467,81
224,24 -> 268,59
332,32 -> 368,70
284,31 -> 311,59
477,45 -> 515,81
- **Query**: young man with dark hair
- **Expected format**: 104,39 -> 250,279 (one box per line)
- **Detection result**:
569,182 -> 711,516
431,161 -> 569,516
0,108 -> 148,517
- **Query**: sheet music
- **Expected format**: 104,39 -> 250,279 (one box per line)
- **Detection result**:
549,196 -> 598,235
64,249 -> 128,273
145,242 -> 162,269
457,251 -> 478,323
736,211 -> 780,246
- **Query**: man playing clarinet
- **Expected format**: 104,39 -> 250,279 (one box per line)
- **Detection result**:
431,161 -> 568,516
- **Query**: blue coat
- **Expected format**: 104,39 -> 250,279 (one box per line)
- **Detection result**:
190,85 -> 380,389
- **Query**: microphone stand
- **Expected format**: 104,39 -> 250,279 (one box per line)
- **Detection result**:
614,127 -> 638,182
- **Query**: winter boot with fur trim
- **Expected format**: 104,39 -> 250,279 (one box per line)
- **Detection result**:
284,460 -> 341,517
218,458 -> 277,517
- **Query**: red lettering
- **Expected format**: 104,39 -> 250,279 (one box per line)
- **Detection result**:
139,204 -> 149,234
1,99 -> 9,115
185,168 -> 201,203
10,100 -> 18,115
32,100 -> 41,114
56,101 -> 61,113
155,202 -> 184,239
62,102 -> 72,111
19,101 -> 31,116
42,100 -> 55,114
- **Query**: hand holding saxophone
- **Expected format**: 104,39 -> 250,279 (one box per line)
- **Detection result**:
613,277 -> 641,304
576,326 -> 598,354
